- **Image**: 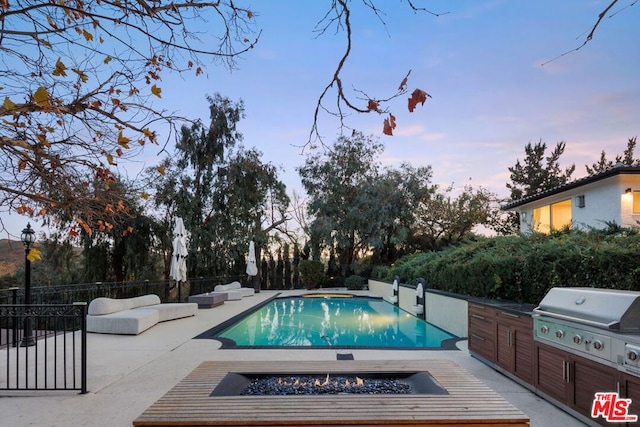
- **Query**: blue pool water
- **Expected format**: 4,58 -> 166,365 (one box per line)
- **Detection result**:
212,296 -> 458,349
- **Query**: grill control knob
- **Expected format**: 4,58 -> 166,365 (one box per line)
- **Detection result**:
573,335 -> 583,344
593,340 -> 604,351
540,326 -> 549,334
628,350 -> 639,361
555,330 -> 565,339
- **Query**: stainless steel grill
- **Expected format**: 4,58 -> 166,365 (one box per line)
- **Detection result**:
533,287 -> 640,377
535,287 -> 640,333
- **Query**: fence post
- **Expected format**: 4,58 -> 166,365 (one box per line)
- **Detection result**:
74,302 -> 88,394
9,287 -> 19,347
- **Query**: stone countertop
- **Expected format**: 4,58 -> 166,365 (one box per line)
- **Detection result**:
468,297 -> 537,316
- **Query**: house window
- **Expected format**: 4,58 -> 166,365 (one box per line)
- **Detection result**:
532,206 -> 550,233
633,191 -> 640,214
532,199 -> 572,233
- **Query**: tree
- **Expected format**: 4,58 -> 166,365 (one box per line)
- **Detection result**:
298,131 -> 384,276
151,95 -> 289,279
359,163 -> 435,264
413,184 -> 494,250
586,137 -> 639,175
0,1 -> 257,234
77,178 -> 161,282
507,140 -> 576,200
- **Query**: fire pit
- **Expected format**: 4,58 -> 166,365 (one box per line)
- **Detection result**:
211,371 -> 448,396
134,360 -> 530,427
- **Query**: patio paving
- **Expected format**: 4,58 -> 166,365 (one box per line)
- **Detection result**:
0,290 -> 587,426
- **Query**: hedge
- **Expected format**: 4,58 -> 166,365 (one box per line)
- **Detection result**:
374,228 -> 640,304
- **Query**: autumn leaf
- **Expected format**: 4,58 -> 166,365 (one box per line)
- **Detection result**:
383,113 -> 397,136
247,11 -> 253,18
46,15 -> 58,30
398,69 -> 412,91
143,128 -> 156,142
52,58 -> 67,77
69,227 -> 79,237
367,99 -> 380,113
195,67 -> 203,76
408,88 -> 431,113
141,192 -> 150,200
105,152 -> 115,165
27,248 -> 41,263
37,133 -> 50,147
3,97 -> 15,111
33,87 -> 51,107
18,158 -> 28,171
116,148 -> 123,156
82,29 -> 94,42
16,202 -> 33,214
157,165 -> 166,175
117,132 -> 130,149
72,68 -> 89,83
104,56 -> 112,64
151,84 -> 162,98
77,219 -> 92,236
38,208 -> 47,216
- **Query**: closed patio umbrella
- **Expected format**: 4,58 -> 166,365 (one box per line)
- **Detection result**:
169,217 -> 188,284
246,240 -> 259,293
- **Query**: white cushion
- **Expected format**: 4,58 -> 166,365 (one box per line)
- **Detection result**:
87,309 -> 159,335
88,294 -> 161,315
214,281 -> 242,292
130,294 -> 161,308
88,297 -> 126,315
147,303 -> 197,322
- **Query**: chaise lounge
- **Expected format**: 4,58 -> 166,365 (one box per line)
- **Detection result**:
86,294 -> 198,335
214,281 -> 254,300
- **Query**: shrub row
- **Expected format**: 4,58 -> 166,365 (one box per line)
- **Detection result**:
373,228 -> 640,304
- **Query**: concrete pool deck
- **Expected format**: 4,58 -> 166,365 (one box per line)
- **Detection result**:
0,290 -> 586,426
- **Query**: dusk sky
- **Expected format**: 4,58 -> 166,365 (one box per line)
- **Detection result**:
2,1 -> 639,238
159,0 -> 639,196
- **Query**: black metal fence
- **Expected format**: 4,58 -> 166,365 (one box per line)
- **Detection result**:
0,275 -> 251,394
0,303 -> 87,393
0,276 -> 246,306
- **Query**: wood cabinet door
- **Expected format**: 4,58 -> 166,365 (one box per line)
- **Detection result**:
495,322 -> 513,371
570,355 -> 617,425
468,304 -> 496,362
535,342 -> 570,404
513,325 -> 534,384
619,373 -> 640,426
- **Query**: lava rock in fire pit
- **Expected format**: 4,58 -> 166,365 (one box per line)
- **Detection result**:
240,374 -> 412,395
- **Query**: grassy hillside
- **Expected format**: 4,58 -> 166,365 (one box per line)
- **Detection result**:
0,239 -> 25,277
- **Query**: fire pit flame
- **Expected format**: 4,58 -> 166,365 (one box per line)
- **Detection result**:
238,373 -> 414,395
281,373 -> 363,388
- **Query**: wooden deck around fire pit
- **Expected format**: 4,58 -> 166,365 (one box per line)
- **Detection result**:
133,359 -> 529,426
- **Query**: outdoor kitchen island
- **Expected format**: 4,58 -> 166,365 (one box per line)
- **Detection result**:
468,287 -> 640,426
134,359 -> 530,426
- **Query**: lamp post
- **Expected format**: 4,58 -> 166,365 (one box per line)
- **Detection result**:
20,223 -> 36,347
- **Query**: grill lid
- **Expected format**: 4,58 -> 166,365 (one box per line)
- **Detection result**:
534,287 -> 640,333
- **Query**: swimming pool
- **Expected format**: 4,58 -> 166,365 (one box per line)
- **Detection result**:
201,295 -> 459,349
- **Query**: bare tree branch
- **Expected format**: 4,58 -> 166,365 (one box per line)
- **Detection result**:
542,0 -> 637,66
306,0 -> 444,149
